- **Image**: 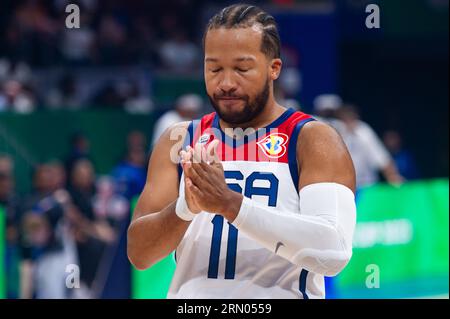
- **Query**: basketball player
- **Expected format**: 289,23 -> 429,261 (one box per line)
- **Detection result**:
127,4 -> 356,299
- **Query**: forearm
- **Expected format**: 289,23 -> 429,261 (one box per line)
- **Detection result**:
127,200 -> 190,270
222,183 -> 356,276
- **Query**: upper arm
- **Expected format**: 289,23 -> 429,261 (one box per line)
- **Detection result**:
132,121 -> 190,222
297,121 -> 356,193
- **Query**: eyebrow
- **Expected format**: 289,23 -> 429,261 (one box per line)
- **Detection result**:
235,56 -> 255,62
205,56 -> 256,63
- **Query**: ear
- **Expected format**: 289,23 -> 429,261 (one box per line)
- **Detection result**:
269,58 -> 282,81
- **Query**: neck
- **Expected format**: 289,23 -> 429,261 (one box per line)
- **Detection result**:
219,97 -> 286,131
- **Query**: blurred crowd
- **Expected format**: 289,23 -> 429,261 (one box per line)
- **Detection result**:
0,129 -> 149,298
312,94 -> 419,189
0,0 -> 203,68
0,0 -> 206,113
0,0 -> 308,114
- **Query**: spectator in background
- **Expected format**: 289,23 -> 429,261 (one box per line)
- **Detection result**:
0,155 -> 19,238
112,131 -> 147,200
151,94 -> 203,148
336,104 -> 404,188
0,80 -> 36,113
0,59 -> 33,85
92,176 -> 129,228
65,132 -> 91,179
59,9 -> 95,66
97,14 -> 129,65
0,154 -> 21,298
8,0 -> 59,66
383,130 -> 420,180
67,158 -> 116,298
45,73 -> 82,110
131,15 -> 160,66
158,30 -> 200,73
91,81 -> 125,109
312,94 -> 343,124
18,162 -> 77,299
123,82 -> 154,114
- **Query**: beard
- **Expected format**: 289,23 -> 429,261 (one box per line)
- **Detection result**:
208,78 -> 270,125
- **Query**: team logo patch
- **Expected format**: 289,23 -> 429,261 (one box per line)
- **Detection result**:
257,133 -> 289,158
198,133 -> 211,144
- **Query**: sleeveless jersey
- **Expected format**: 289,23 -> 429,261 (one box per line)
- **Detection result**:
167,108 -> 324,299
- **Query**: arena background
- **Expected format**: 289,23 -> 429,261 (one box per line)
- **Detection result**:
0,0 -> 448,299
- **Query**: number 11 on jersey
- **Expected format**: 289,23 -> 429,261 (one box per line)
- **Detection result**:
208,215 -> 238,279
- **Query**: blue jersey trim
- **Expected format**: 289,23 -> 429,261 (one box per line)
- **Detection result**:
177,120 -> 197,183
288,118 -> 316,189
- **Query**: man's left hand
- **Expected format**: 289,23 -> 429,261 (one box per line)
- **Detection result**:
182,140 -> 243,220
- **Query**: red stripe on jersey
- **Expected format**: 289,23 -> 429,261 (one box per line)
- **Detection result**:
187,109 -> 314,163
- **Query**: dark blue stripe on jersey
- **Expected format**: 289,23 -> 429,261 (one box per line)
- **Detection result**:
225,223 -> 238,279
212,108 -> 296,148
177,121 -> 195,183
299,269 -> 309,299
288,118 -> 316,189
208,215 -> 224,279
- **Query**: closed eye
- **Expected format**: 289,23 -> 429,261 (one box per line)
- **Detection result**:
237,68 -> 249,73
211,68 -> 222,73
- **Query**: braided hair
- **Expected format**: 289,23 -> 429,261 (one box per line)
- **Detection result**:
204,4 -> 281,59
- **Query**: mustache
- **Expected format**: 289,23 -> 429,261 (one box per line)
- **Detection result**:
213,93 -> 248,100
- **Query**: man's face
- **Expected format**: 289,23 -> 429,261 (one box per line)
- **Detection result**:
204,27 -> 281,125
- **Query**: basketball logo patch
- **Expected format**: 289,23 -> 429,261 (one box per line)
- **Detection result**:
257,133 -> 289,158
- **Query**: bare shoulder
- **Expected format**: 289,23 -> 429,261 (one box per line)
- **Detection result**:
296,120 -> 356,192
151,120 -> 191,159
158,120 -> 191,147
148,119 -> 192,185
297,120 -> 347,154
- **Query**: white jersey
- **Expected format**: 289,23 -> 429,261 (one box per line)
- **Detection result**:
167,109 -> 325,299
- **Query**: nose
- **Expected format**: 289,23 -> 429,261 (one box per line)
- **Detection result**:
218,70 -> 237,94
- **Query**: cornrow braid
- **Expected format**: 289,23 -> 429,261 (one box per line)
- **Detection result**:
204,4 -> 281,59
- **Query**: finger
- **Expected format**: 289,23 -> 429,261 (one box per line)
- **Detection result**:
185,177 -> 197,200
193,143 -> 203,163
201,145 -> 208,163
206,139 -> 221,164
179,150 -> 189,167
186,177 -> 205,201
186,162 -> 206,187
185,146 -> 193,161
183,161 -> 194,178
194,143 -> 209,164
189,163 -> 216,196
